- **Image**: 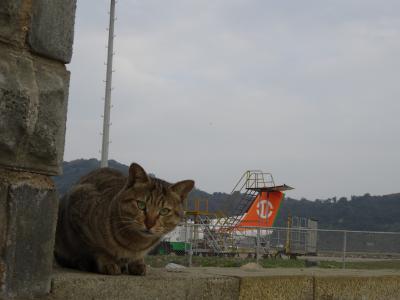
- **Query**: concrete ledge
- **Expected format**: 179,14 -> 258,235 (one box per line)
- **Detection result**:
46,267 -> 400,300
239,276 -> 313,300
315,275 -> 400,300
46,268 -> 239,300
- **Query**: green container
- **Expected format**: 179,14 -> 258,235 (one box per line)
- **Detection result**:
170,242 -> 189,252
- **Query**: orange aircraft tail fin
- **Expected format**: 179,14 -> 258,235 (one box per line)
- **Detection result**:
236,191 -> 284,228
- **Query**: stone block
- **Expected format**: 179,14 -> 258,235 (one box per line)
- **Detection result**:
0,169 -> 59,299
0,0 -> 27,46
29,0 -> 77,63
315,275 -> 400,300
47,268 -> 239,300
0,184 -> 7,295
239,276 -> 314,300
0,44 -> 70,176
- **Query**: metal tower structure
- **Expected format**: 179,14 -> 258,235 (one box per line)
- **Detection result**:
195,170 -> 293,254
101,0 -> 116,167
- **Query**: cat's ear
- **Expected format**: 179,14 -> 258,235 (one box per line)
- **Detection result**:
127,163 -> 150,187
170,180 -> 195,202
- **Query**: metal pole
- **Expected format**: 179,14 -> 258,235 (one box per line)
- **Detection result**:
184,218 -> 188,265
256,227 -> 260,263
342,231 -> 347,269
189,225 -> 193,267
285,215 -> 292,255
101,0 -> 116,168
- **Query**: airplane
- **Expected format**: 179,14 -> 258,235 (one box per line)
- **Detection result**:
236,184 -> 293,229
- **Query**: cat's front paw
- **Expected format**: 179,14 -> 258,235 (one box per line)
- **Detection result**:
128,261 -> 147,276
99,263 -> 122,275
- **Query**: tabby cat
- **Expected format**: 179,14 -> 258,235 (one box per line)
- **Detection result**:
54,163 -> 194,275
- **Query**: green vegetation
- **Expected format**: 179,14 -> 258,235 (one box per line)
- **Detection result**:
145,255 -> 400,270
276,195 -> 400,232
145,255 -> 304,268
319,260 -> 400,270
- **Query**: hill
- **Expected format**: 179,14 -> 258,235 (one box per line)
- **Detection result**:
53,159 -> 400,232
275,194 -> 400,232
53,159 -> 129,195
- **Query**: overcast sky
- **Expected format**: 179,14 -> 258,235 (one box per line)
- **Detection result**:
65,0 -> 400,200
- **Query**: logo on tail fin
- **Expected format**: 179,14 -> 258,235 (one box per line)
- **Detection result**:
236,191 -> 284,228
256,200 -> 273,219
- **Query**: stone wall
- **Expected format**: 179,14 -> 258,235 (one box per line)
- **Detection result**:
0,0 -> 76,298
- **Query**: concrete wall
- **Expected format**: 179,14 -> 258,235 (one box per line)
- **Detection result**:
47,267 -> 400,300
0,0 -> 76,298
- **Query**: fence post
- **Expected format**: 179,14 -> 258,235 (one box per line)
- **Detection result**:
189,223 -> 193,267
342,230 -> 347,269
188,242 -> 193,267
184,219 -> 189,267
256,227 -> 260,263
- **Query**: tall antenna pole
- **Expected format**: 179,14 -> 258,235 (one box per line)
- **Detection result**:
101,0 -> 116,168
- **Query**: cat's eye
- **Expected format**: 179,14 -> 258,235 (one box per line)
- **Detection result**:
159,208 -> 170,216
137,201 -> 146,210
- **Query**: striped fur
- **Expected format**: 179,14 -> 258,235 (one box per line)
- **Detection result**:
54,163 -> 194,275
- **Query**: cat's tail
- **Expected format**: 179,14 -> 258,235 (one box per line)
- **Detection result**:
54,253 -> 96,272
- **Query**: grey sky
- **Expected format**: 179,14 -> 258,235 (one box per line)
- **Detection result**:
65,0 -> 400,200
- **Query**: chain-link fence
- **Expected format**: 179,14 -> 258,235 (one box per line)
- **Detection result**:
146,223 -> 400,269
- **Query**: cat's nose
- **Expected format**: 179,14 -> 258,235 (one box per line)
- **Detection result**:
145,217 -> 156,229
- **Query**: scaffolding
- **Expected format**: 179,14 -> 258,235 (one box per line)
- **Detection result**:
185,170 -> 294,255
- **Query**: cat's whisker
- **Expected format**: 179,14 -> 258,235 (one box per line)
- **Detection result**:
111,216 -> 136,222
112,220 -> 134,225
115,223 -> 135,234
